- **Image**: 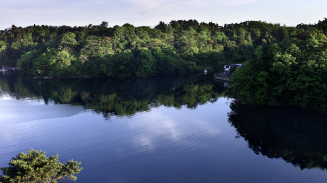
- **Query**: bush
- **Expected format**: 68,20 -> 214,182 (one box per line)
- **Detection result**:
0,149 -> 82,183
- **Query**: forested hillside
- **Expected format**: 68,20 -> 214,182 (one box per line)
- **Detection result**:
231,19 -> 327,108
1,19 -> 326,77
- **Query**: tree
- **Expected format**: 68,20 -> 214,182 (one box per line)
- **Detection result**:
100,21 -> 109,29
0,149 -> 82,183
231,30 -> 327,108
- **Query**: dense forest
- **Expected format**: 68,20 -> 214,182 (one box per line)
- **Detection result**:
230,19 -> 327,108
0,18 -> 326,77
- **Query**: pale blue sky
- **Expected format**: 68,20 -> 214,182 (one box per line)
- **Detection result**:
0,0 -> 326,30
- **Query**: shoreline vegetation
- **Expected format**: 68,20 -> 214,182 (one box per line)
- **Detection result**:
1,18 -> 327,108
0,19 -> 324,77
230,18 -> 327,109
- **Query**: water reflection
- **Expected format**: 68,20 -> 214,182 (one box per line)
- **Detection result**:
0,74 -> 228,119
0,99 -> 83,123
2,74 -> 327,182
129,107 -> 222,152
228,102 -> 327,170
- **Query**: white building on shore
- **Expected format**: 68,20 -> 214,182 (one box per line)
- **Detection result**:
224,64 -> 242,72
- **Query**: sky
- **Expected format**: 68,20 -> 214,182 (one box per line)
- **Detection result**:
0,0 -> 326,30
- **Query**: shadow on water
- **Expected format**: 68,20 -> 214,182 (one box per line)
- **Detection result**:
228,102 -> 327,170
0,73 -> 229,119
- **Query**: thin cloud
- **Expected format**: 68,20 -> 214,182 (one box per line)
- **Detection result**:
121,0 -> 260,19
129,107 -> 221,152
0,0 -> 324,29
126,0 -> 259,9
216,0 -> 259,6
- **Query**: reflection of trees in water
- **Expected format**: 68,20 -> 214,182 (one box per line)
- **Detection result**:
0,74 -> 228,118
228,102 -> 327,170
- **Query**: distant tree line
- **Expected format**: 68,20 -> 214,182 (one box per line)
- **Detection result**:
1,19 -> 326,77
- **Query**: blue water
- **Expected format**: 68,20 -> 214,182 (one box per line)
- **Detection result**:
0,74 -> 327,183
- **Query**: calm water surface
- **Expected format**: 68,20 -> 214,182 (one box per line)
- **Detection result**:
0,74 -> 327,182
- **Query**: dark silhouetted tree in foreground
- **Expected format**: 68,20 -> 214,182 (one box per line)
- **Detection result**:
0,149 -> 82,183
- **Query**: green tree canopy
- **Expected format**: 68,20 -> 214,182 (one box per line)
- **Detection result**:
1,18 -> 327,78
231,30 -> 327,108
0,149 -> 82,183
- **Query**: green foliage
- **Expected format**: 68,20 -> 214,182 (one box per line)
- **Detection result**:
17,50 -> 38,73
135,48 -> 156,77
1,18 -> 327,79
0,149 -> 82,183
61,32 -> 77,45
231,29 -> 327,108
112,50 -> 133,76
0,40 -> 9,65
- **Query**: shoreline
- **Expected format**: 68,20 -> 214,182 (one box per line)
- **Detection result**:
214,73 -> 230,81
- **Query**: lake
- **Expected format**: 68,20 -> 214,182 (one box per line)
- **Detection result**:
1,73 -> 327,183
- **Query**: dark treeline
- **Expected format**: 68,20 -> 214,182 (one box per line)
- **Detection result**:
1,19 -> 326,77
230,18 -> 327,109
228,102 -> 327,170
0,74 -> 227,118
